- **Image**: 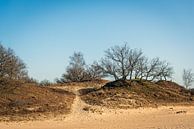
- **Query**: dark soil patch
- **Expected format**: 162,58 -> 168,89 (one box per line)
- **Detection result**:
78,88 -> 97,95
189,88 -> 194,96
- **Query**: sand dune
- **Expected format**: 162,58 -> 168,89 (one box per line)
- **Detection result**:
0,86 -> 194,129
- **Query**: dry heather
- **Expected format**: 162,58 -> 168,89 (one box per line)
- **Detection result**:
80,80 -> 194,109
0,82 -> 75,121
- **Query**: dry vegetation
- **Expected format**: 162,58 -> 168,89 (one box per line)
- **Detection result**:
1,43 -> 194,124
0,81 -> 75,121
80,80 -> 194,109
0,79 -> 194,122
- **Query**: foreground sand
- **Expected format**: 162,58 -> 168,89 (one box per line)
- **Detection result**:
1,105 -> 194,129
0,86 -> 194,129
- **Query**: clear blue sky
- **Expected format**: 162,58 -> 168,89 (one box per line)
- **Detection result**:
0,0 -> 194,86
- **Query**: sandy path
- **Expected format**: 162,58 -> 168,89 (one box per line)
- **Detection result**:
64,88 -> 92,121
1,87 -> 194,129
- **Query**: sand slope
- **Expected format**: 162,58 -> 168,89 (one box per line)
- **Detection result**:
0,86 -> 194,129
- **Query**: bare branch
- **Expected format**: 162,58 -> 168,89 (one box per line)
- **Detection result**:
183,69 -> 194,89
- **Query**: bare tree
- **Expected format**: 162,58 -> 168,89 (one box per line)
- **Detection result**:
134,56 -> 148,81
144,58 -> 173,81
157,61 -> 173,81
85,61 -> 104,81
128,48 -> 143,80
0,43 -> 28,82
62,52 -> 87,82
99,57 -> 120,80
104,43 -> 130,80
60,52 -> 104,83
60,44 -> 174,83
183,69 -> 194,89
145,57 -> 161,81
69,52 -> 86,68
99,44 -> 173,82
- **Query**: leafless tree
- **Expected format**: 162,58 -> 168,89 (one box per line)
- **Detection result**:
99,44 -> 173,81
59,44 -> 174,83
145,57 -> 161,81
104,43 -> 131,80
128,48 -> 143,80
61,52 -> 104,82
157,61 -> 173,81
85,61 -> 104,81
0,43 -> 28,82
134,56 -> 148,81
62,52 -> 87,82
99,57 -> 120,80
144,58 -> 173,81
98,43 -> 140,80
183,69 -> 194,89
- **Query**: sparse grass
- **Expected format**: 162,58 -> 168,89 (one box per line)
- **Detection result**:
0,80 -> 193,121
0,83 -> 75,121
80,80 -> 194,109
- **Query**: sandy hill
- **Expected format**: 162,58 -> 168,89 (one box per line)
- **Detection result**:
1,80 -> 194,129
80,80 -> 194,109
0,79 -> 193,122
0,81 -> 75,121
